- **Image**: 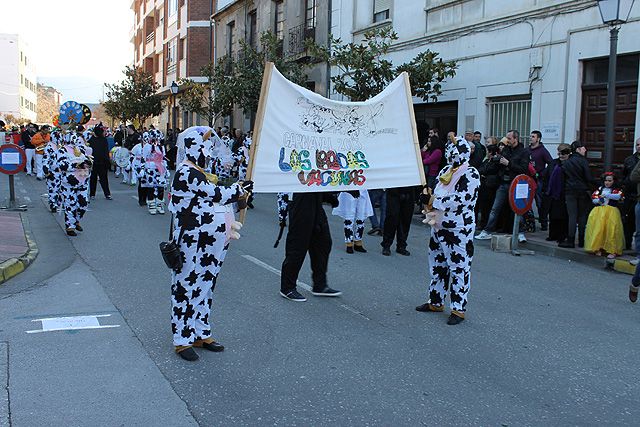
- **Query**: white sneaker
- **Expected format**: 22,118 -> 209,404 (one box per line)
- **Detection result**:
630,259 -> 639,266
156,199 -> 165,215
148,200 -> 157,215
475,230 -> 492,240
518,233 -> 527,243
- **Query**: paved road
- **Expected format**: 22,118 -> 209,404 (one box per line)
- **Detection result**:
1,172 -> 640,426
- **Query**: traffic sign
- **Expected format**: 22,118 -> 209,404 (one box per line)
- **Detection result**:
0,143 -> 26,175
508,174 -> 537,215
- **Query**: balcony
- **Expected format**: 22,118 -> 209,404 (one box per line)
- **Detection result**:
166,63 -> 177,75
287,24 -> 315,59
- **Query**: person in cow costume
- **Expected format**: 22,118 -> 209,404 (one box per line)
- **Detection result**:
416,137 -> 480,325
43,130 -> 62,212
57,130 -> 92,236
168,127 -> 252,361
141,129 -> 169,214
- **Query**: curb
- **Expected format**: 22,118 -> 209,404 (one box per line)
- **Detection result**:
0,213 -> 38,285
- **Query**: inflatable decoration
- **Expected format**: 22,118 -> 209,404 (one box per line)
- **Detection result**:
52,114 -> 59,127
80,104 -> 91,125
59,101 -> 84,125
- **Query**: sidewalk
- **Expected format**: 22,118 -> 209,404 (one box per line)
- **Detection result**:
0,211 -> 38,284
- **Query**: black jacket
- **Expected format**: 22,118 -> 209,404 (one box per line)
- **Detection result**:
124,132 -> 140,150
622,153 -> 640,198
21,130 -> 33,148
562,154 -> 595,194
114,130 -> 124,145
498,143 -> 529,183
478,158 -> 501,189
88,136 -> 110,165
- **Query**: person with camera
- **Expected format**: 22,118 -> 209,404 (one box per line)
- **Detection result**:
475,130 -> 530,242
476,137 -> 501,230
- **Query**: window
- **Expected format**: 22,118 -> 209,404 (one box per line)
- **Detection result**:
274,1 -> 284,41
583,54 -> 639,86
20,74 -> 23,85
167,37 -> 177,73
20,51 -> 23,62
305,0 -> 317,29
180,38 -> 186,60
248,10 -> 258,48
489,96 -> 532,145
373,0 -> 390,23
227,21 -> 235,56
168,0 -> 178,18
24,55 -> 27,66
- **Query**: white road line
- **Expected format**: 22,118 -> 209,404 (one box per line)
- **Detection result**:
26,314 -> 120,334
26,325 -> 120,334
32,314 -> 112,322
241,254 -> 312,292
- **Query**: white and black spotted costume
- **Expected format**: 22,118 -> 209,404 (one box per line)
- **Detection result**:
332,190 -> 374,249
57,132 -> 92,233
277,192 -> 291,224
141,130 -> 169,214
42,132 -> 62,212
424,138 -> 480,320
169,128 -> 247,351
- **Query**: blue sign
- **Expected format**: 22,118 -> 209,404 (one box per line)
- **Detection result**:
0,144 -> 26,175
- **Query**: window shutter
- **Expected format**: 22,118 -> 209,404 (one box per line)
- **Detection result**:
374,0 -> 391,14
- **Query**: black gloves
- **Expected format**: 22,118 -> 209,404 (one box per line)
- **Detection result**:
241,180 -> 254,192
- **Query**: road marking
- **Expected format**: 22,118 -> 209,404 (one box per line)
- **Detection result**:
26,314 -> 120,334
241,254 -> 312,292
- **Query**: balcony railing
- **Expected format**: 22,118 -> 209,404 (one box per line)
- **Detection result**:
287,24 -> 315,58
146,31 -> 155,44
166,63 -> 176,74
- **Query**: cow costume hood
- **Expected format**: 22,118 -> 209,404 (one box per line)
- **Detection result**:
445,136 -> 471,168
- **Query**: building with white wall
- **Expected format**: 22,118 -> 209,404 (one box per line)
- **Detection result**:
0,34 -> 38,123
331,0 -> 640,170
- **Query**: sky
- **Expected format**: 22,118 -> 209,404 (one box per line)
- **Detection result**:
3,0 -> 134,103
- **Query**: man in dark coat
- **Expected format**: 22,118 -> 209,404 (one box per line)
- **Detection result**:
622,139 -> 640,250
88,124 -> 112,199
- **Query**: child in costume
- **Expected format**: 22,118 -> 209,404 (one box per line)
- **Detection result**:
584,172 -> 625,258
168,126 -> 251,361
57,131 -> 92,236
332,190 -> 374,253
416,137 -> 480,325
141,130 -> 170,214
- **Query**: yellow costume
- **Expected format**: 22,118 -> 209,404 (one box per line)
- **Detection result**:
584,187 -> 625,255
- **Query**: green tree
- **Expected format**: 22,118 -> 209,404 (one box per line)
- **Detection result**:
308,26 -> 456,102
104,66 -> 164,126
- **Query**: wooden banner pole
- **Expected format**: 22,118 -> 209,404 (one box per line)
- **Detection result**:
402,72 -> 426,187
239,61 -> 274,224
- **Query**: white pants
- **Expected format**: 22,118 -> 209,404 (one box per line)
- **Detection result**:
35,153 -> 44,178
25,149 -> 35,174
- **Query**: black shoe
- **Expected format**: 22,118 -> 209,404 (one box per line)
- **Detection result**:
280,290 -> 307,302
558,240 -> 575,248
49,205 -> 57,213
354,245 -> 367,253
396,248 -> 410,256
66,229 -> 77,236
106,195 -> 113,200
376,229 -> 383,236
447,314 -> 465,325
346,246 -> 354,254
75,224 -> 83,232
415,303 -> 444,312
545,236 -> 555,241
247,201 -> 254,209
198,341 -> 224,352
138,201 -> 146,207
382,247 -> 391,256
177,347 -> 199,361
311,286 -> 342,297
367,228 -> 377,236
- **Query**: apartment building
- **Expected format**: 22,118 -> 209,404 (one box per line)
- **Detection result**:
0,33 -> 38,123
213,0 -> 331,130
131,0 -> 215,130
332,0 -> 640,170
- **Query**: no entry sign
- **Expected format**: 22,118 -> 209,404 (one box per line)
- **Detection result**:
508,174 -> 537,215
0,144 -> 26,175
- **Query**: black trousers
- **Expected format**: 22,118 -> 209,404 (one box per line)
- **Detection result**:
281,194 -> 332,293
146,187 -> 165,200
138,182 -> 148,205
622,197 -> 636,250
381,190 -> 414,250
565,191 -> 591,244
89,163 -> 111,197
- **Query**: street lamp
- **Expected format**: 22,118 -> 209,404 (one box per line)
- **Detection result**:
597,0 -> 635,172
170,81 -> 179,133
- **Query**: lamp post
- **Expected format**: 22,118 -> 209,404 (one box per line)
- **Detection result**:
597,0 -> 635,172
170,81 -> 179,133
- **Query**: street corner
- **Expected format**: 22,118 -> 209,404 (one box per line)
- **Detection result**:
0,212 -> 38,285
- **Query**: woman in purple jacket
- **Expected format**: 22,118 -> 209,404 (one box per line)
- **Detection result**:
421,135 -> 444,189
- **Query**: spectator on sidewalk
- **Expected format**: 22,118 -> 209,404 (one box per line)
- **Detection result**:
559,141 -> 595,248
30,125 -> 50,180
527,130 -> 553,231
88,124 -> 112,200
475,130 -> 530,242
477,136 -> 501,230
584,172 -> 624,258
628,142 -> 640,302
421,135 -> 444,189
466,130 -> 486,169
542,143 -> 571,242
621,138 -> 640,251
381,186 -> 414,256
22,124 -> 35,175
367,189 -> 386,236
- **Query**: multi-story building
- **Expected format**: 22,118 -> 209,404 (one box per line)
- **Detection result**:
0,33 -> 38,123
131,0 -> 215,130
332,0 -> 639,169
213,0 -> 331,130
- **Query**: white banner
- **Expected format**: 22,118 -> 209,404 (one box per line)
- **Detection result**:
249,64 -> 425,193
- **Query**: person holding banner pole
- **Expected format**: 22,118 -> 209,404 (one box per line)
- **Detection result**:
416,137 -> 480,325
381,186 -> 415,256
